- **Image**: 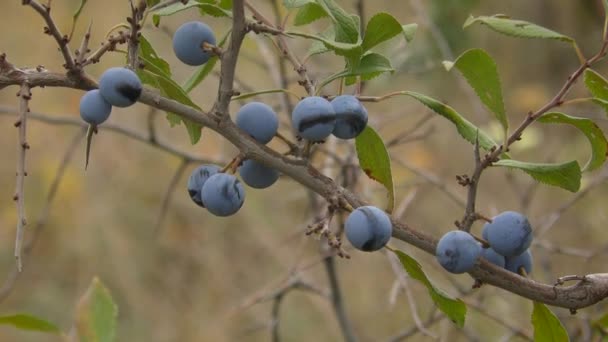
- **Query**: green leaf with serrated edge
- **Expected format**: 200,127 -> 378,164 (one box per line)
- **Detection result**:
139,36 -> 171,76
584,69 -> 608,115
152,2 -> 230,27
402,92 -> 499,151
538,112 -> 607,171
182,30 -> 230,93
75,277 -> 118,342
198,3 -> 232,17
287,31 -> 362,58
494,159 -> 581,192
231,89 -> 298,101
464,15 -> 573,42
532,302 -> 570,342
0,314 -> 60,334
294,3 -> 327,26
306,26 -> 334,57
392,250 -> 467,328
355,126 -> 395,212
362,13 -> 405,51
318,52 -> 393,90
141,69 -> 203,144
593,312 -> 608,329
402,23 -> 418,42
218,0 -> 232,9
444,49 -> 507,132
316,0 -> 359,44
283,0 -> 313,8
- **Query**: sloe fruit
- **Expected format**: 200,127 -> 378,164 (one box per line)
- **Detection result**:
173,21 -> 217,66
484,211 -> 533,257
201,173 -> 245,217
291,96 -> 336,141
331,95 -> 368,139
436,230 -> 482,274
80,90 -> 112,125
99,67 -> 142,107
187,164 -> 221,207
239,160 -> 279,189
480,247 -> 506,268
345,206 -> 392,252
505,250 -> 533,275
236,102 -> 278,144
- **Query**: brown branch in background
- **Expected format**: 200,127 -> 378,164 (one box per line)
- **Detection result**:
0,129 -> 86,302
323,253 -> 357,342
14,83 -> 31,272
23,0 -> 76,71
245,1 -> 315,95
154,159 -> 189,235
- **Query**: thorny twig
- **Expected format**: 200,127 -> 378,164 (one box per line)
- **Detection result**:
14,82 -> 31,272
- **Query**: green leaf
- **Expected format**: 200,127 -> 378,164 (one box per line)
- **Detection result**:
152,1 -> 230,26
294,3 -> 327,26
318,52 -> 394,89
0,314 -> 60,334
182,30 -> 230,93
593,312 -> 608,330
138,36 -> 171,76
306,26 -> 334,57
402,92 -> 499,151
316,0 -> 360,44
493,159 -> 581,192
141,69 -> 204,144
584,69 -> 608,115
231,89 -> 299,101
532,302 -> 570,342
538,112 -> 607,171
75,277 -> 118,342
392,250 -> 467,328
218,0 -> 232,9
69,0 -> 88,40
146,0 -> 161,7
464,15 -> 573,42
287,31 -> 362,58
362,13 -> 405,51
444,49 -> 507,132
402,23 -> 418,43
355,126 -> 395,212
283,0 -> 313,8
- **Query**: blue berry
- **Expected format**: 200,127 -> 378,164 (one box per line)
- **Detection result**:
436,230 -> 482,274
480,247 -> 506,268
99,67 -> 142,107
236,102 -> 278,144
505,250 -> 533,275
187,164 -> 221,207
172,21 -> 216,66
345,206 -> 392,252
239,160 -> 279,189
80,90 -> 112,125
331,95 -> 368,139
291,96 -> 336,141
201,173 -> 245,217
484,211 -> 533,257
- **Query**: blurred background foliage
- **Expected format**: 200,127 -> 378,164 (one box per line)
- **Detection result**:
1,0 -> 608,341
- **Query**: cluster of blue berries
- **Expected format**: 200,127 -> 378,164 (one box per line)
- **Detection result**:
436,211 -> 533,275
292,95 -> 368,142
187,101 -> 281,216
79,67 -> 143,126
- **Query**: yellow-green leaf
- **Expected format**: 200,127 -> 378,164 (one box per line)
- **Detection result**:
392,250 -> 467,328
355,126 -> 395,212
538,112 -> 607,171
493,159 -> 581,192
75,277 -> 118,342
444,48 -> 508,132
0,314 -> 60,334
584,69 -> 608,115
532,302 -> 570,342
464,15 -> 573,42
